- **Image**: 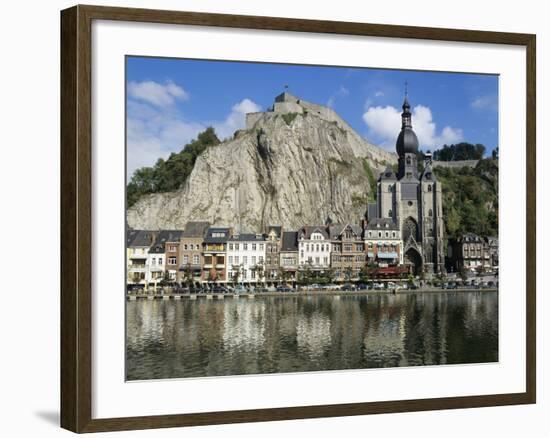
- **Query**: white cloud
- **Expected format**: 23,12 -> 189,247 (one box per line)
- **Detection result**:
374,91 -> 384,97
126,97 -> 261,177
362,104 -> 463,150
471,94 -> 498,111
213,98 -> 261,140
126,100 -> 204,177
127,80 -> 189,107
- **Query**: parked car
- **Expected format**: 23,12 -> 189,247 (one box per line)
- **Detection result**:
276,285 -> 293,293
341,284 -> 357,291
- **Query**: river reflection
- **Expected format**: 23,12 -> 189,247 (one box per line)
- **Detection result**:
126,292 -> 498,380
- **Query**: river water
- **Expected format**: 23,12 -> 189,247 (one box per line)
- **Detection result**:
126,291 -> 498,380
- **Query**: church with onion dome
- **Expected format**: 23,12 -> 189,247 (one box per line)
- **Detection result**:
366,92 -> 446,275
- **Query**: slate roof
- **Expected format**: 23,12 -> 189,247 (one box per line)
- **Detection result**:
149,230 -> 182,254
328,224 -> 363,239
280,231 -> 298,252
457,233 -> 484,243
366,203 -> 378,221
378,166 -> 397,181
365,218 -> 399,231
420,163 -> 436,181
126,229 -> 140,246
182,221 -> 210,238
128,230 -> 156,247
299,226 -> 329,240
228,233 -> 266,242
204,227 -> 231,243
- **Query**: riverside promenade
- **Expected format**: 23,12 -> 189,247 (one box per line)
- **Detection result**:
126,287 -> 498,300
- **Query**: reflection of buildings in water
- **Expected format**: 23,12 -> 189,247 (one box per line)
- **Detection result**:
126,300 -> 167,346
221,300 -> 266,350
296,313 -> 332,359
361,293 -> 451,367
363,311 -> 406,366
463,292 -> 497,336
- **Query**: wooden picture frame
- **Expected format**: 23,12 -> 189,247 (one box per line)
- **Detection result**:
60,4 -> 536,433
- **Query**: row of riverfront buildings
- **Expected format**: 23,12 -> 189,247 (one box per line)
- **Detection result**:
126,222 -> 498,287
126,93 -> 498,287
127,220 -> 404,287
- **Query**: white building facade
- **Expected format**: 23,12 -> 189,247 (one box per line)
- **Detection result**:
226,233 -> 267,284
298,226 -> 331,271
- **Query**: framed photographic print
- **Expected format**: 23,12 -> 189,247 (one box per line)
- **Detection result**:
60,4 -> 536,433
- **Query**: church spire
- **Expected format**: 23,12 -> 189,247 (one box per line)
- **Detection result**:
395,84 -> 420,178
401,81 -> 412,129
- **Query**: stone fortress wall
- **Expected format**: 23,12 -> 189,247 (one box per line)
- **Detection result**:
245,92 -> 397,165
432,160 -> 479,169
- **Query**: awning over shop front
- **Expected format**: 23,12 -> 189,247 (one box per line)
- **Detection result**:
377,252 -> 398,259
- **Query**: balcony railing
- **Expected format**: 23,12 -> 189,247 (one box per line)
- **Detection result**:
129,253 -> 147,259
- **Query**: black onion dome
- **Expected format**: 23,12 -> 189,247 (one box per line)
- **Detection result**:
396,128 -> 419,155
396,93 -> 419,155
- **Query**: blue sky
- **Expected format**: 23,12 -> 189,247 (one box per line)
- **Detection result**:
126,56 -> 498,177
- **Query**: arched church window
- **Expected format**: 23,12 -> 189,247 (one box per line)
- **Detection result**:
427,185 -> 432,192
388,209 -> 392,217
429,209 -> 433,217
403,217 -> 419,242
406,156 -> 411,165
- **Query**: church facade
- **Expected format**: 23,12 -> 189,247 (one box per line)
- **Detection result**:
367,95 -> 446,275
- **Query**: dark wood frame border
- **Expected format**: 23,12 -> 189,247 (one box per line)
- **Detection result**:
61,4 -> 536,433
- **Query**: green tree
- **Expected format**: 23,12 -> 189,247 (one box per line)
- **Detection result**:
181,263 -> 193,287
127,127 -> 220,207
434,159 -> 498,239
459,266 -> 468,282
298,260 -> 314,286
231,265 -> 241,286
344,266 -> 353,283
358,265 -> 370,283
433,142 -> 486,161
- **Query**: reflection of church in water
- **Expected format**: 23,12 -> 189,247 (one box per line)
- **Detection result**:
366,94 -> 446,274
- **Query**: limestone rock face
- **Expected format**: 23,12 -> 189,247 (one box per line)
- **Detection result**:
127,98 -> 397,231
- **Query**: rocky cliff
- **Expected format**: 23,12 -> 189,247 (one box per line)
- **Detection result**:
127,94 -> 397,231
